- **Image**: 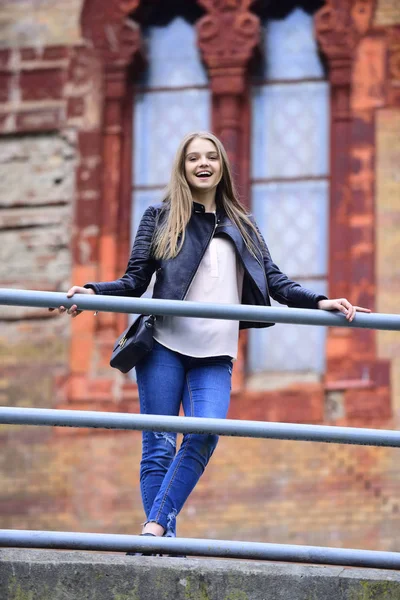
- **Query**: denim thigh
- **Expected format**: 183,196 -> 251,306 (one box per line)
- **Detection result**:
136,341 -> 185,417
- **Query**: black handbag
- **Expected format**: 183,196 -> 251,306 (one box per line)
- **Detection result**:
110,315 -> 155,373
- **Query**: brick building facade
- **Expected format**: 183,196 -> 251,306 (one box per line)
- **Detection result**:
0,0 -> 399,550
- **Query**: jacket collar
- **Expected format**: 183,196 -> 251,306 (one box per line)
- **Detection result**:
193,201 -> 206,214
192,201 -> 226,221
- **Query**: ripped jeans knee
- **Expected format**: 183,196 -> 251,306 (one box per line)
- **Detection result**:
153,431 -> 176,448
140,431 -> 177,478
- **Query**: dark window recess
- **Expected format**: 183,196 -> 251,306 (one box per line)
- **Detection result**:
252,0 -> 325,20
130,0 -> 205,27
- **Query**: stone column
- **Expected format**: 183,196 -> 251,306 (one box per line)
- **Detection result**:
316,0 -> 391,420
66,1 -> 144,401
197,0 -> 260,190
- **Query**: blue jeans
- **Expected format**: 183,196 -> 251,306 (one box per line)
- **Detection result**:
135,340 -> 233,536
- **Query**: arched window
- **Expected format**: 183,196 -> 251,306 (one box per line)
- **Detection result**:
129,12 -> 210,378
249,7 -> 329,383
131,15 -> 210,237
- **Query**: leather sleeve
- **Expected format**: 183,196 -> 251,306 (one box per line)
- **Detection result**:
84,206 -> 158,297
251,217 -> 327,309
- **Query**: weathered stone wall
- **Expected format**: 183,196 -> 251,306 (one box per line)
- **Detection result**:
0,133 -> 77,524
375,0 -> 400,26
0,132 -> 77,484
0,133 -> 76,292
0,0 -> 83,49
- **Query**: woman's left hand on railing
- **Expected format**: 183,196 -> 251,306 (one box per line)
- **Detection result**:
317,298 -> 371,323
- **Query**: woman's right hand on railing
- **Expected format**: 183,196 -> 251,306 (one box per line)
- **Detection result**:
48,286 -> 95,318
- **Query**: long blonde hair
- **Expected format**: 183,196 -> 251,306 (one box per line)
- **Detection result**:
152,131 -> 262,260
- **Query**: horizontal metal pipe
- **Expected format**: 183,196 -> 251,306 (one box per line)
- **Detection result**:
1,530 -> 400,570
1,288 -> 400,330
1,407 -> 400,448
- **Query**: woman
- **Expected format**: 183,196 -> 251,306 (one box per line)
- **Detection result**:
52,131 -> 370,544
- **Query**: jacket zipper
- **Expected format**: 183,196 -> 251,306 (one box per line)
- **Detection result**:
180,213 -> 217,300
179,215 -> 268,304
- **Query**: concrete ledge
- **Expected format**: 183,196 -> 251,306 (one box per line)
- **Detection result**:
1,549 -> 400,600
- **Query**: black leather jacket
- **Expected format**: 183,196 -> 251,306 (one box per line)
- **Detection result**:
85,201 -> 327,330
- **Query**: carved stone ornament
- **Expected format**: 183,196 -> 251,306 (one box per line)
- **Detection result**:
81,0 -> 143,67
120,0 -> 141,13
315,4 -> 358,62
315,0 -> 376,85
196,0 -> 260,88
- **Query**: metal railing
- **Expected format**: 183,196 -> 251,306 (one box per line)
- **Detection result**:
1,288 -> 400,330
2,407 -> 400,447
1,288 -> 400,570
1,530 -> 400,570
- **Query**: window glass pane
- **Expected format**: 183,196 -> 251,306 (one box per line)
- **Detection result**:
143,17 -> 209,88
249,7 -> 329,376
134,89 -> 210,187
251,81 -> 329,179
256,8 -> 325,81
249,280 -> 328,374
252,180 -> 328,278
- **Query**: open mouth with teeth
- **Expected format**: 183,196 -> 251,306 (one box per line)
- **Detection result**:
196,171 -> 212,179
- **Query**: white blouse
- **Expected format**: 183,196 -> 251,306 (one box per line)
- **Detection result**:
153,236 -> 244,359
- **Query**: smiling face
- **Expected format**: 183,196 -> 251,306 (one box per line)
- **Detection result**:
184,137 -> 222,195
